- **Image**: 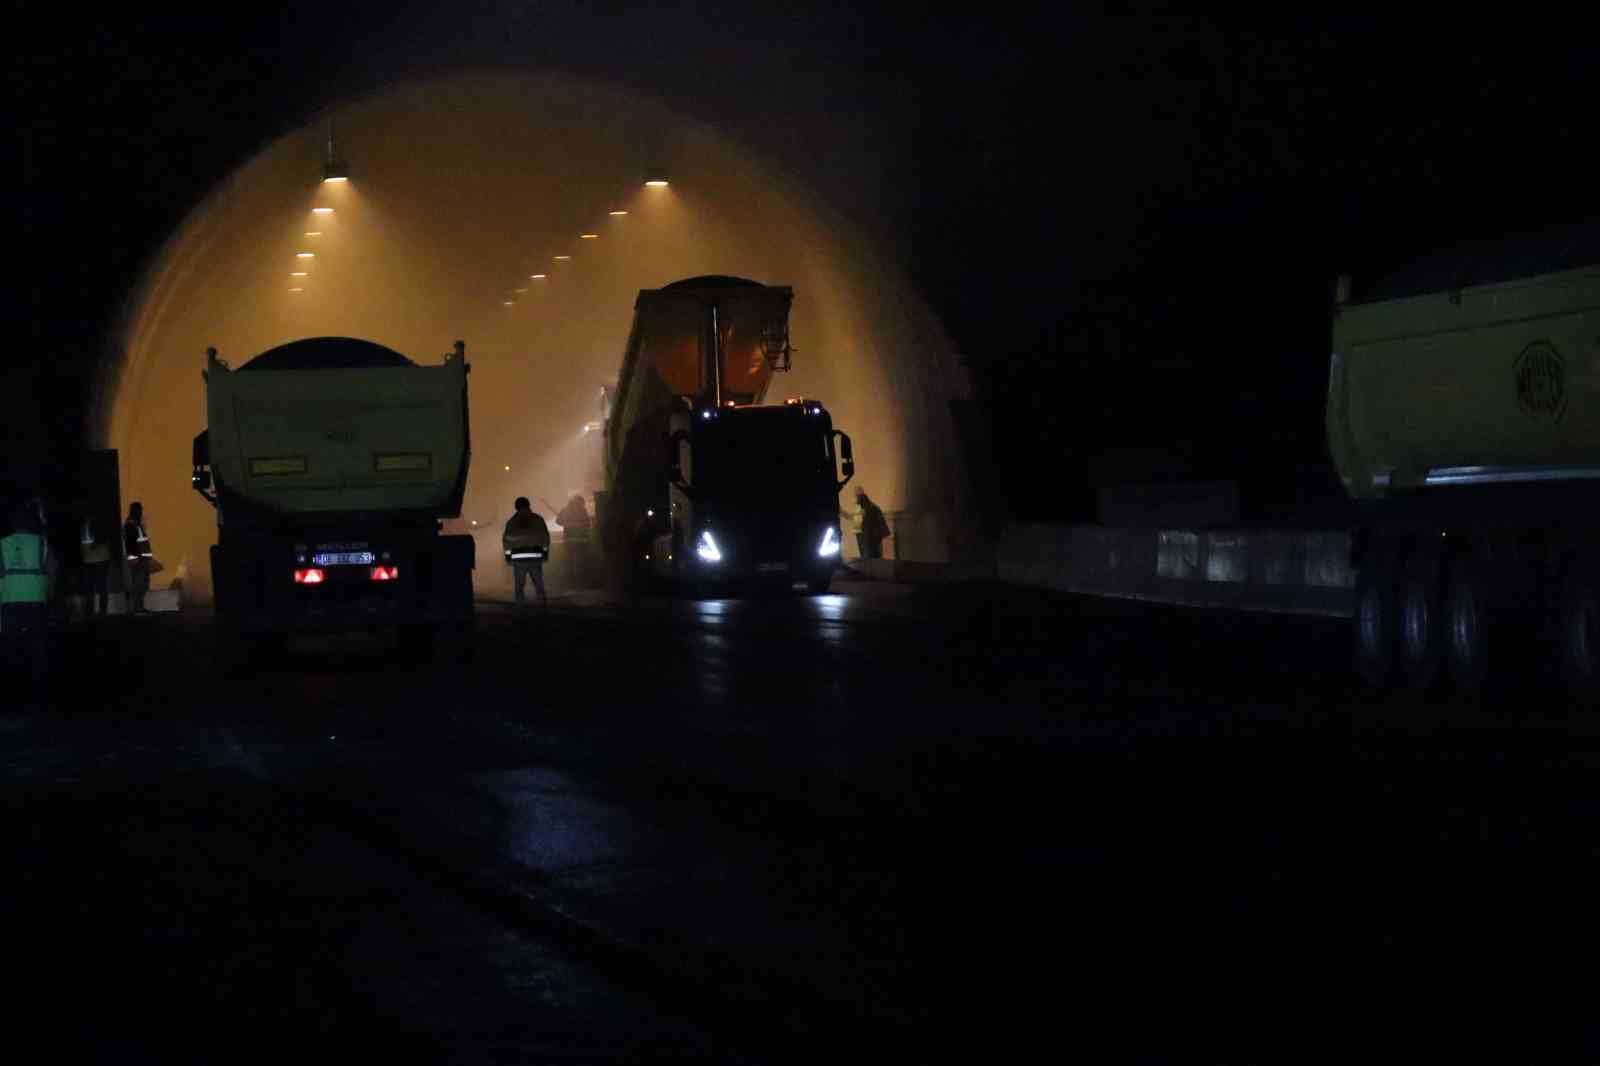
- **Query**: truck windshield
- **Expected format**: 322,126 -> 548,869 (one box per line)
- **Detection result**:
694,414 -> 832,498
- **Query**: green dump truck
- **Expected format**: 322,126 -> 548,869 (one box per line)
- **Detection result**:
192,337 -> 474,655
1328,229 -> 1600,691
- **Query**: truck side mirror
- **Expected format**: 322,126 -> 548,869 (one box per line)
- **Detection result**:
835,431 -> 855,489
192,467 -> 212,492
667,429 -> 692,496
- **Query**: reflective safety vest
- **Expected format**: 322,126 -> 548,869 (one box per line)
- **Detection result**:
81,520 -> 112,565
503,512 -> 551,561
126,524 -> 152,562
0,532 -> 50,605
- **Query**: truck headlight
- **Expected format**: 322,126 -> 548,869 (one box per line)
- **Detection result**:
818,527 -> 840,557
697,531 -> 723,563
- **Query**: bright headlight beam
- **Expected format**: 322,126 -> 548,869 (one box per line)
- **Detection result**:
696,531 -> 722,563
818,527 -> 840,558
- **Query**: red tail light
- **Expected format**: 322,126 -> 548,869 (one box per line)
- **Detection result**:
293,568 -> 325,584
369,565 -> 399,582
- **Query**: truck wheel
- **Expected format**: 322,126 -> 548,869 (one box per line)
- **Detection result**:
1560,566 -> 1600,704
1354,554 -> 1398,688
1445,556 -> 1491,693
398,622 -> 436,661
1398,554 -> 1445,691
216,623 -> 272,678
216,623 -> 249,678
436,621 -> 475,665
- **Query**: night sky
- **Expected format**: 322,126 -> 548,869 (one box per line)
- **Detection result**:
10,4 -> 1593,521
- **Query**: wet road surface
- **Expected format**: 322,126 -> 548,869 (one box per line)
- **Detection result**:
5,579 -> 1599,1061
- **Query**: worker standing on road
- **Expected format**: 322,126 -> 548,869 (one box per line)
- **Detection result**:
123,501 -> 154,615
503,496 -> 551,607
2,501 -> 53,713
80,511 -> 112,617
844,487 -> 891,560
557,493 -> 591,541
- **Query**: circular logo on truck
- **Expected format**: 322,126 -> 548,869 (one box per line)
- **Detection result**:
1514,340 -> 1566,423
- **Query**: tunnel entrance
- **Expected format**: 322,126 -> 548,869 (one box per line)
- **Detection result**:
103,72 -> 973,605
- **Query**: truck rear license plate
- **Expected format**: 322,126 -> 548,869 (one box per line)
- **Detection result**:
757,562 -> 788,573
313,551 -> 376,566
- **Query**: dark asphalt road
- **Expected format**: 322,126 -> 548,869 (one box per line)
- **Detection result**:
5,580 -> 1598,1062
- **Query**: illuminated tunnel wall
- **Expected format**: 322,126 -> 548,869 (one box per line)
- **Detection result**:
101,73 -> 974,602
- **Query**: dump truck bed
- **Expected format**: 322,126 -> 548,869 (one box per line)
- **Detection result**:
205,341 -> 469,521
1327,266 -> 1600,500
606,276 -> 793,481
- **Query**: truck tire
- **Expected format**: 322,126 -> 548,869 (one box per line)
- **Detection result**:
1445,555 -> 1491,694
216,623 -> 277,678
1560,566 -> 1600,704
1398,553 -> 1445,691
398,622 -> 436,661
434,621 -> 475,665
1354,553 -> 1398,688
216,622 -> 250,678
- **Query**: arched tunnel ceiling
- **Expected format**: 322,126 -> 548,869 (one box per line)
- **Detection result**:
102,72 -> 973,599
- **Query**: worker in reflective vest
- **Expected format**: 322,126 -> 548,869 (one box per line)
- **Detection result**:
80,513 -> 113,617
502,496 -> 551,607
123,501 -> 154,615
557,493 -> 591,541
2,500 -> 52,712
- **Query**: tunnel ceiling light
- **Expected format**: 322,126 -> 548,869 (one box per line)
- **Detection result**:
644,170 -> 669,186
322,173 -> 348,184
312,207 -> 335,215
291,271 -> 308,276
288,287 -> 305,292
304,231 -> 322,236
530,273 -> 546,279
580,233 -> 598,239
504,465 -> 511,471
514,287 -> 528,293
297,252 -> 315,258
553,255 -> 571,260
609,210 -> 628,216
503,300 -> 514,306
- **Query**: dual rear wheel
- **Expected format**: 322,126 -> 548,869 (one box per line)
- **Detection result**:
1357,547 -> 1599,700
1560,567 -> 1600,706
1357,552 -> 1479,692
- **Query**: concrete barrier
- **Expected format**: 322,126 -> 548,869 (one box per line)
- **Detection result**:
995,524 -> 1355,617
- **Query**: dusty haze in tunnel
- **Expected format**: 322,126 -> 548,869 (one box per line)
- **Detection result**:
102,73 -> 973,602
